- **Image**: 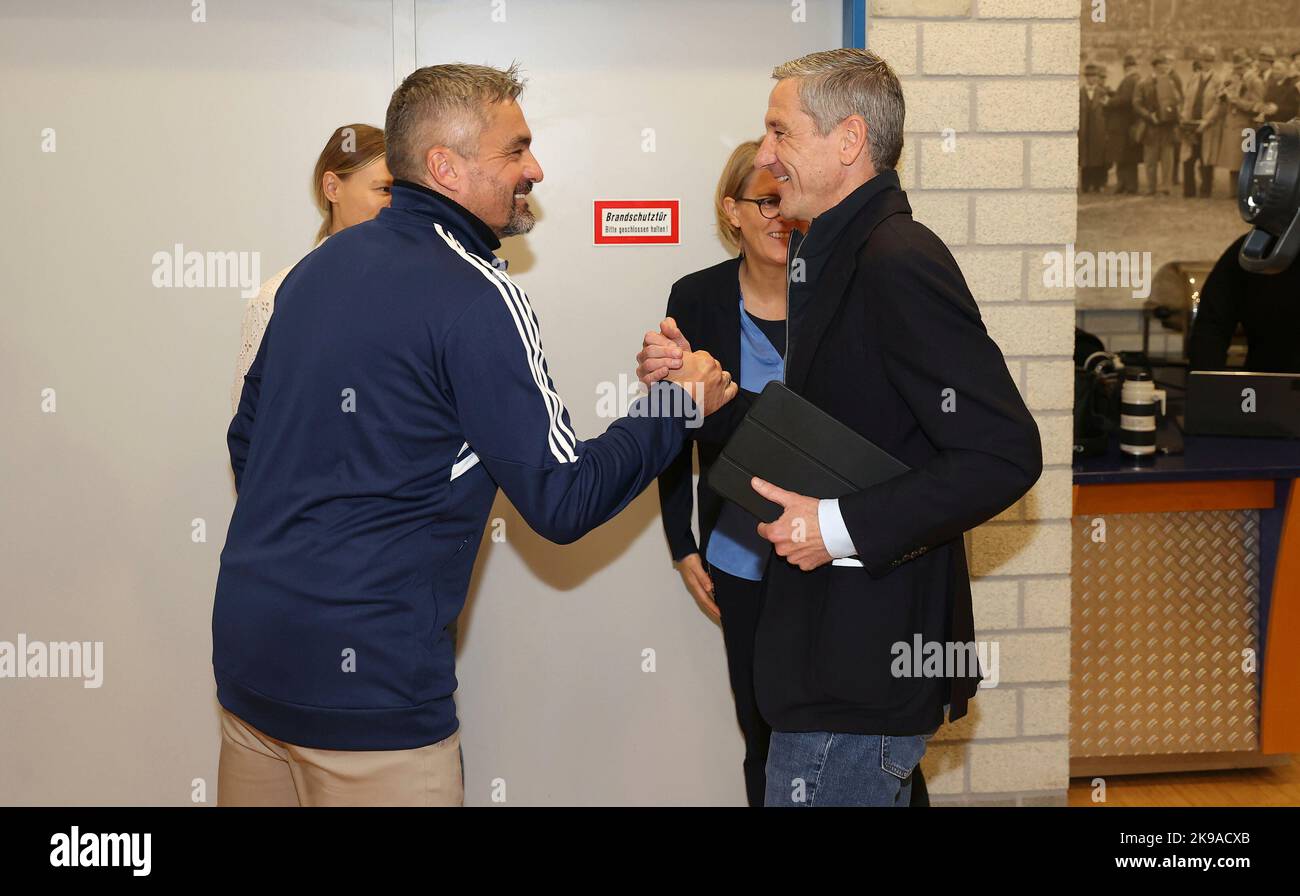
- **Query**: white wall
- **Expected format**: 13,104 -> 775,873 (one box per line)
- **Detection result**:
0,0 -> 843,805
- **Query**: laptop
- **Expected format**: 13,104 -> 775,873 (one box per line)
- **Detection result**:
1181,370 -> 1300,438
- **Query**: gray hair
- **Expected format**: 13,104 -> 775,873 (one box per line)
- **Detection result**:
772,48 -> 905,172
385,62 -> 527,182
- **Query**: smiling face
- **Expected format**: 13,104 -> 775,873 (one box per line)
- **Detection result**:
453,99 -> 544,237
754,78 -> 871,223
724,167 -> 804,266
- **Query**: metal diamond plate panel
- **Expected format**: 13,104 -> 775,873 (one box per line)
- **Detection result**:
1071,510 -> 1260,758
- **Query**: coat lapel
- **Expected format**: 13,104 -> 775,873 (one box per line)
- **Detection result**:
785,190 -> 912,393
711,258 -> 743,379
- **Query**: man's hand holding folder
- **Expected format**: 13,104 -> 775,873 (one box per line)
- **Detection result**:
750,476 -> 833,572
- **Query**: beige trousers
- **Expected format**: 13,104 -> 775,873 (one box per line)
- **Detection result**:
217,707 -> 463,807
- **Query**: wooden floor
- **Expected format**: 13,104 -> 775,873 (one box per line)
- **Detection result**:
1068,754 -> 1300,806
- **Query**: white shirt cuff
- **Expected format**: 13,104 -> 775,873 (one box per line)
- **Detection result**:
818,498 -> 858,560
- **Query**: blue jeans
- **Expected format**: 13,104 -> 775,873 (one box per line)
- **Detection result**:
764,728 -> 938,807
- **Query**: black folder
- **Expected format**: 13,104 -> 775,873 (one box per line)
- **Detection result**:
706,381 -> 910,523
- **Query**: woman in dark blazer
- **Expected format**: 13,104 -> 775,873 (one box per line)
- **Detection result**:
657,140 -> 801,807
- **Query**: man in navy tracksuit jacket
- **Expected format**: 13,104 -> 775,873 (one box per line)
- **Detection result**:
214,63 -> 731,803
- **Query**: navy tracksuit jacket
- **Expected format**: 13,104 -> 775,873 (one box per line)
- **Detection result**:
214,180 -> 692,750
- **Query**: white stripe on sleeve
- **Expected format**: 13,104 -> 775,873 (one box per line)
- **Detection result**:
434,224 -> 578,463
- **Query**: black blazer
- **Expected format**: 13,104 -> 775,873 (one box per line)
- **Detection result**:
656,256 -> 752,565
745,174 -> 1043,735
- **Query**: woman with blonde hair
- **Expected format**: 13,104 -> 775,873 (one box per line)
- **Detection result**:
656,140 -> 804,807
231,123 -> 391,410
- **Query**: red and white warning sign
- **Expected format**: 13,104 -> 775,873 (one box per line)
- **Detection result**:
593,199 -> 680,245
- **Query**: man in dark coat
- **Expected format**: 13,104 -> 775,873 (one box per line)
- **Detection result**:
1181,46 -> 1223,198
639,49 -> 1042,807
1080,63 -> 1110,192
1105,54 -> 1142,194
1134,52 -> 1183,195
1260,46 -> 1300,123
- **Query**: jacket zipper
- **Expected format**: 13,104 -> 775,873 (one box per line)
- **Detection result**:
783,230 -> 804,385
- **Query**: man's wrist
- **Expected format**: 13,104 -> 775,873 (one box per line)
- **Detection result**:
646,380 -> 701,429
817,498 -> 858,559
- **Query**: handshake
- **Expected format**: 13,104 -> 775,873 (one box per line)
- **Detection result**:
635,317 -> 739,418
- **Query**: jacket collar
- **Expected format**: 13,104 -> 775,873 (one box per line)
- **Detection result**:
388,179 -> 503,260
784,173 -> 911,393
799,170 -> 901,258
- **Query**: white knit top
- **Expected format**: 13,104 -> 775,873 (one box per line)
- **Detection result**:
230,237 -> 326,413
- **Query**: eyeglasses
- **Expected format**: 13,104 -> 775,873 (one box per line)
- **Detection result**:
735,196 -> 782,220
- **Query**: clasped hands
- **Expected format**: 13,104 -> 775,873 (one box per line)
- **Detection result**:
635,316 -> 737,416
636,318 -> 832,572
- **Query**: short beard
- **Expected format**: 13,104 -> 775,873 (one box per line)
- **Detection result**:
466,162 -> 537,237
501,186 -> 536,237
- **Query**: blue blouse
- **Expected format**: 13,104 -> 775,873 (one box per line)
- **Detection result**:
705,285 -> 786,581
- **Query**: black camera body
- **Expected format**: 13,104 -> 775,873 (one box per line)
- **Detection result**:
1238,119 -> 1300,273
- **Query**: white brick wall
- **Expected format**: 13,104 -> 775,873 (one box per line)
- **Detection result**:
922,23 -> 1027,75
867,0 -> 1076,806
978,80 -> 1078,131
979,0 -> 1078,17
1029,136 -> 1079,188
